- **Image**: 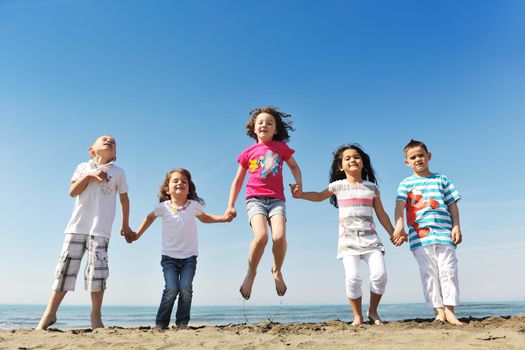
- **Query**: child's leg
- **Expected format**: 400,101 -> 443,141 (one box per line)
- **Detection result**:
175,256 -> 197,328
269,214 -> 287,296
240,214 -> 269,299
37,233 -> 88,330
90,291 -> 105,329
85,235 -> 109,329
156,256 -> 181,328
436,246 -> 462,325
36,291 -> 66,330
342,255 -> 364,325
412,245 -> 445,317
364,250 -> 387,325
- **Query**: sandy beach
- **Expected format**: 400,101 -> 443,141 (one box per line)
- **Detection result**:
1,316 -> 524,350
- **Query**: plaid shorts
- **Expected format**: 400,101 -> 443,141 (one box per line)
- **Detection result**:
52,233 -> 110,292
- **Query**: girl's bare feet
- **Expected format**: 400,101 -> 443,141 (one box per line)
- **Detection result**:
366,310 -> 383,325
239,271 -> 256,300
271,268 -> 287,297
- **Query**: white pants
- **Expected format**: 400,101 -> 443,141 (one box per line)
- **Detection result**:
412,244 -> 460,308
341,250 -> 387,299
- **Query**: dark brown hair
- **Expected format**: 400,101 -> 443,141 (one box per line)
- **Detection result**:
158,168 -> 205,205
245,106 -> 294,142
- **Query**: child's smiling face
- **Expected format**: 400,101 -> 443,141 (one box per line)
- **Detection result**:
168,171 -> 189,198
340,148 -> 363,177
254,112 -> 277,143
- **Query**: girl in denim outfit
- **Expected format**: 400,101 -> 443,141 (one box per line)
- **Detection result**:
133,168 -> 232,329
227,106 -> 303,300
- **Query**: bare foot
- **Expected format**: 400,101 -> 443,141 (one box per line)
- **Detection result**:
367,310 -> 383,325
271,268 -> 287,297
434,316 -> 446,323
239,272 -> 256,300
36,315 -> 57,330
351,316 -> 364,326
444,308 -> 463,325
91,315 -> 104,330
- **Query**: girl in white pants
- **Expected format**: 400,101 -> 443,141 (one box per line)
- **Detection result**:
292,144 -> 407,325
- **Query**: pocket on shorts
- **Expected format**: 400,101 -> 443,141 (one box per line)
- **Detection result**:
90,249 -> 109,279
54,251 -> 69,279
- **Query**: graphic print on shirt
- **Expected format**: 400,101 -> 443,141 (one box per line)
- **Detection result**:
406,189 -> 440,238
249,150 -> 281,179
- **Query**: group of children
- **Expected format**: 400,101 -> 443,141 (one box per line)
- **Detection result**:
36,106 -> 464,331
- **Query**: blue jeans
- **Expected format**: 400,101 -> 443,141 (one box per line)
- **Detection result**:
156,255 -> 197,328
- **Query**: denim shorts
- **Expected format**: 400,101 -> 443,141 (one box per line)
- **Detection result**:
246,196 -> 286,223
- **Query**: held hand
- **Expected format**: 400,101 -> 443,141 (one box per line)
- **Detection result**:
223,211 -> 235,222
391,228 -> 408,246
226,207 -> 237,219
120,225 -> 134,244
451,226 -> 462,245
289,183 -> 302,198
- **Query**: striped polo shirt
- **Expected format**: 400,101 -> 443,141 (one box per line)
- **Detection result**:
396,173 -> 461,250
328,179 -> 384,259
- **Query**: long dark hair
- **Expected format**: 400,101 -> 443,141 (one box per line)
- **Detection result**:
329,144 -> 377,208
159,168 -> 205,205
245,106 -> 294,142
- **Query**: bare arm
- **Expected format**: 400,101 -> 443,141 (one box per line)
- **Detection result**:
226,165 -> 247,218
286,156 -> 303,191
197,212 -> 233,224
293,186 -> 332,202
448,201 -> 462,245
393,200 -> 408,244
134,212 -> 157,240
68,169 -> 110,197
373,196 -> 395,237
119,193 -> 133,242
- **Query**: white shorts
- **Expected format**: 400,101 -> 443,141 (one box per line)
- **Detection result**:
52,233 -> 109,292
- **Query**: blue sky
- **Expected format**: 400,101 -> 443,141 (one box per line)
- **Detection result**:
1,0 -> 524,307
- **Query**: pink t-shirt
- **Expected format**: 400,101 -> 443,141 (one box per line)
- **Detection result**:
237,140 -> 295,200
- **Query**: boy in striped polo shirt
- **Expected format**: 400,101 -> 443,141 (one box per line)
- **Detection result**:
394,139 -> 463,325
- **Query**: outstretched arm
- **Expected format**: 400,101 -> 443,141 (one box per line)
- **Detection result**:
197,212 -> 233,224
134,212 -> 157,241
226,165 -> 247,218
448,201 -> 462,245
292,186 -> 332,202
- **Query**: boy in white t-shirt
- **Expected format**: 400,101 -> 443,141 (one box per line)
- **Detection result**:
36,135 -> 133,330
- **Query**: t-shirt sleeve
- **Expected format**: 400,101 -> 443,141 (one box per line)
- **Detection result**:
396,180 -> 408,202
116,169 -> 129,194
153,202 -> 164,217
280,142 -> 295,162
193,202 -> 204,216
441,176 -> 461,206
236,149 -> 249,169
71,163 -> 85,182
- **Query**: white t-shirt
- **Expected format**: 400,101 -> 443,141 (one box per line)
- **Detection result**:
64,160 -> 128,238
154,200 -> 204,259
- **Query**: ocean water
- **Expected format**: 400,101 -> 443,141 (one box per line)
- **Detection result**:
1,301 -> 524,330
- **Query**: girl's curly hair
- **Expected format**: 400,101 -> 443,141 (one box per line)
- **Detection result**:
245,106 -> 294,142
158,168 -> 205,205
